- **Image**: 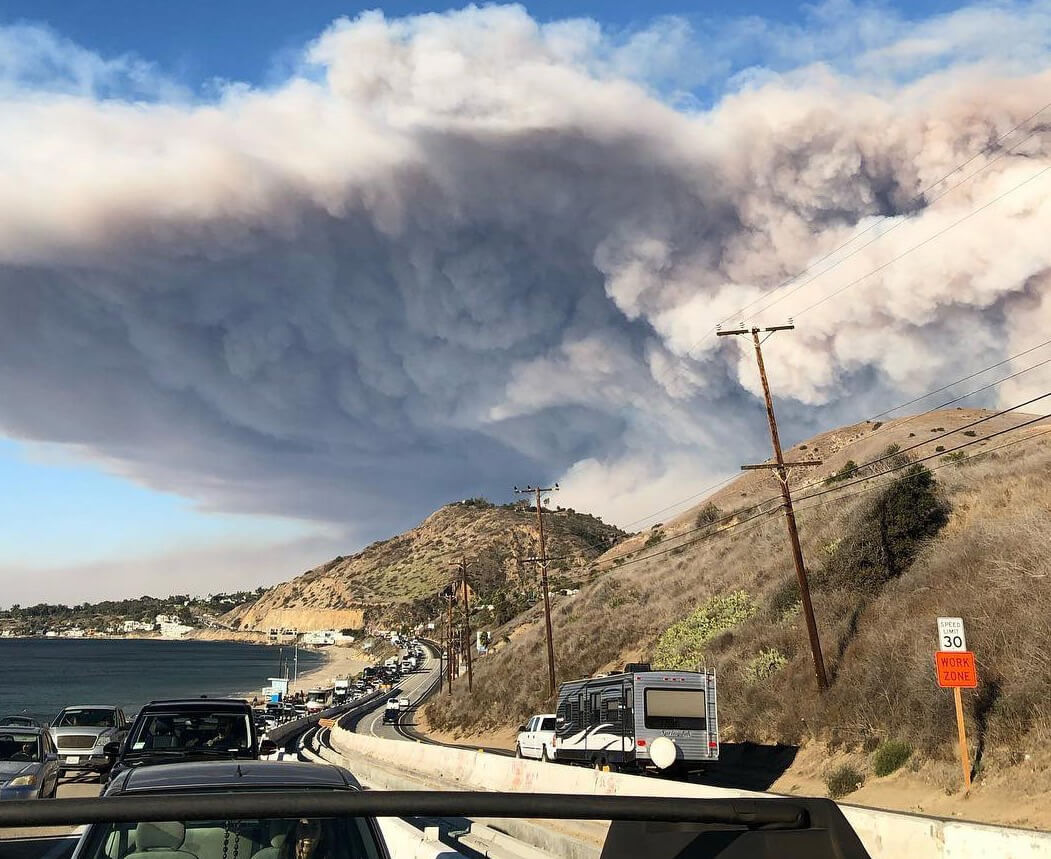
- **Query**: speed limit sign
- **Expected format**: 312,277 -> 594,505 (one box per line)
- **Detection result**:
937,617 -> 967,652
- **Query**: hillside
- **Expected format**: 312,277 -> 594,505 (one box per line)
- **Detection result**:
424,407 -> 1051,826
226,499 -> 627,632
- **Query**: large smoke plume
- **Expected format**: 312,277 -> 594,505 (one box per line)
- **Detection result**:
1,1 -> 1050,546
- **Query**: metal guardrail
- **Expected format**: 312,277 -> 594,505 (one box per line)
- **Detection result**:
0,791 -> 813,828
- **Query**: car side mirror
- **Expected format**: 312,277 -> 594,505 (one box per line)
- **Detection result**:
103,741 -> 120,758
517,725 -> 527,733
259,739 -> 278,757
45,752 -> 59,762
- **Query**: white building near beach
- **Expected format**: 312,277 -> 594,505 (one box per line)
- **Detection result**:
159,621 -> 194,639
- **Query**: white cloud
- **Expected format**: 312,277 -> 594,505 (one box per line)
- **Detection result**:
0,1 -> 1047,574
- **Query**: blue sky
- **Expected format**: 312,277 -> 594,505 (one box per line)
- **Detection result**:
0,0 -> 962,90
0,0 -> 1042,606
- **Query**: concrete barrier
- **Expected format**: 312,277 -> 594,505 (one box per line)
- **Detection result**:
329,727 -> 1051,859
376,818 -> 465,859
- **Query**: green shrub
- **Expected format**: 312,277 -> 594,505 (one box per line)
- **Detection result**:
653,591 -> 758,669
743,648 -> 788,683
824,460 -> 860,486
695,503 -> 721,531
644,529 -> 666,548
768,578 -> 800,619
935,445 -> 945,452
819,464 -> 948,593
872,740 -> 912,776
962,430 -> 977,437
826,764 -> 865,798
944,451 -> 968,465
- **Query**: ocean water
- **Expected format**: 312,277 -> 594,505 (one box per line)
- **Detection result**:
0,638 -> 324,722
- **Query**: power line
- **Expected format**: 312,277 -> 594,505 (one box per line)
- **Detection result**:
618,336 -> 1051,535
794,165 -> 1051,318
789,390 -> 1051,499
793,409 -> 1051,507
867,337 -> 1051,421
747,125 -> 1047,325
706,101 -> 1051,340
585,410 -> 1051,577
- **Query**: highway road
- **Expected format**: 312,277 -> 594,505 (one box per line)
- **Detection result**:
355,644 -> 443,740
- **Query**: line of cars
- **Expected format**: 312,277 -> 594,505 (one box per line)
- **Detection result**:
1,698 -> 278,801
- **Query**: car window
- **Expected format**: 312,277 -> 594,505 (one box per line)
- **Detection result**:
55,708 -> 116,728
80,816 -> 383,859
540,717 -> 556,731
129,712 -> 252,752
0,733 -> 42,761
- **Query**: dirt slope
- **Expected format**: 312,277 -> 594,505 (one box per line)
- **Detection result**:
424,408 -> 1051,827
227,500 -> 626,632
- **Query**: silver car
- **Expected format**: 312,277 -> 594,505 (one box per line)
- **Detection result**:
50,705 -> 129,775
0,727 -> 60,799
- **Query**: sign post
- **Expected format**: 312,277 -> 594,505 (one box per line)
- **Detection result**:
935,617 -> 976,793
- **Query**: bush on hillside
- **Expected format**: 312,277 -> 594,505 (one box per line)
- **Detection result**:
743,648 -> 788,683
644,529 -> 666,548
768,578 -> 800,617
824,460 -> 860,485
872,740 -> 912,776
652,591 -> 757,670
826,764 -> 865,798
819,464 -> 948,593
695,503 -> 721,531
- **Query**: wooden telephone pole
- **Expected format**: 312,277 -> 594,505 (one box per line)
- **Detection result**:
514,483 -> 559,696
455,557 -> 474,692
441,584 -> 456,694
717,322 -> 829,692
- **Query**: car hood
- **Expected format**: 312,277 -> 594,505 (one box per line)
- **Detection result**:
0,761 -> 34,778
51,726 -> 110,736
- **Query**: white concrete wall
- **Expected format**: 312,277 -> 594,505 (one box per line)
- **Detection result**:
376,818 -> 465,859
329,727 -> 1051,859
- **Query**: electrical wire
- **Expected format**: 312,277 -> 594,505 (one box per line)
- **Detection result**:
582,411 -> 1051,577
706,100 -> 1051,340
794,164 -> 1051,318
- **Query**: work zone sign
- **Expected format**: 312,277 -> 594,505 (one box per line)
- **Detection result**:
935,650 -> 978,688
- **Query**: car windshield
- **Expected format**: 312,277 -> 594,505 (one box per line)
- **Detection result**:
80,816 -> 382,859
129,713 -> 251,753
54,708 -> 114,728
0,716 -> 35,727
0,733 -> 41,762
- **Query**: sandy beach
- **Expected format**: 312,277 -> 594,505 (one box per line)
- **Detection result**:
273,644 -> 374,698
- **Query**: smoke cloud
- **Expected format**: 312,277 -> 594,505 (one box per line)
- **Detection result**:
0,1 -> 1049,550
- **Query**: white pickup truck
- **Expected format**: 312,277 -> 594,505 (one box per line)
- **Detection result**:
516,713 -> 557,761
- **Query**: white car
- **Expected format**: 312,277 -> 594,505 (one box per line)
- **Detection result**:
515,714 -> 556,761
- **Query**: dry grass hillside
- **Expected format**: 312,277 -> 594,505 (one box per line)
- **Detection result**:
226,499 -> 626,632
426,408 -> 1051,817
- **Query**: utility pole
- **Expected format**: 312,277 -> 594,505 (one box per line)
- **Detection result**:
442,584 -> 455,694
513,483 -> 559,696
457,557 -> 474,693
717,322 -> 829,692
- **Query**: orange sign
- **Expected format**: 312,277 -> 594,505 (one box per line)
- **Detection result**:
935,651 -> 978,688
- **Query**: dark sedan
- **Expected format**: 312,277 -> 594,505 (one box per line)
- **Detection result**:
0,727 -> 60,800
0,715 -> 44,729
71,760 -> 384,858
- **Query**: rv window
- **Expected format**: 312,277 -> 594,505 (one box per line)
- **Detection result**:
644,689 -> 707,731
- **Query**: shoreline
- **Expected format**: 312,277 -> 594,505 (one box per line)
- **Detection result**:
234,644 -> 375,703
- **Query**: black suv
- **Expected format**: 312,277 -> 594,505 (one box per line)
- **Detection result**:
104,698 -> 277,783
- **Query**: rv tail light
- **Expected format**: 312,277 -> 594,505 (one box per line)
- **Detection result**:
709,742 -> 718,749
636,739 -> 647,747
